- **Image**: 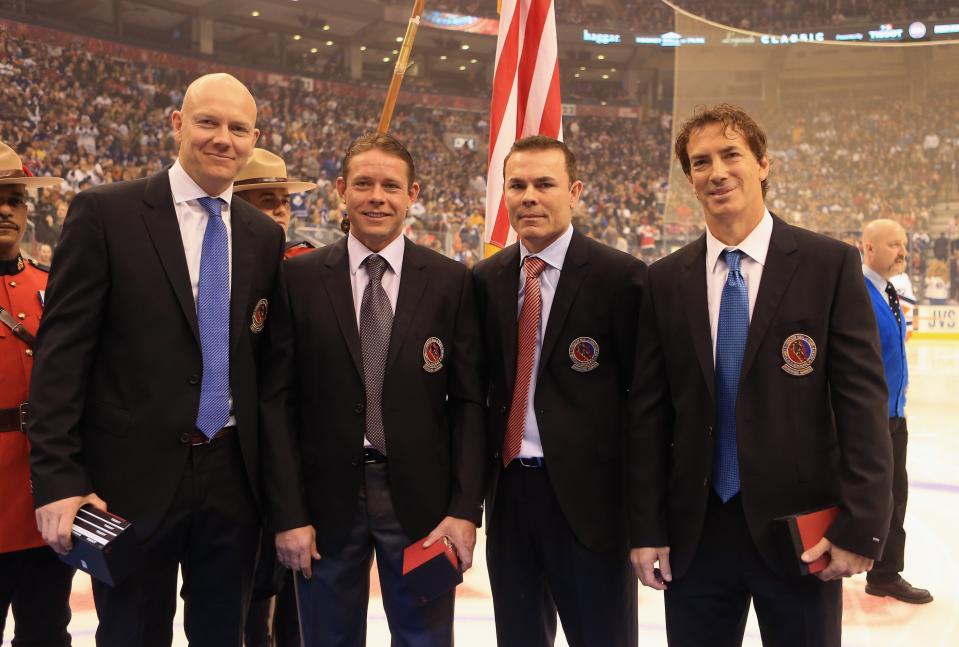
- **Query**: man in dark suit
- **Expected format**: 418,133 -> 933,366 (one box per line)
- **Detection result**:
261,133 -> 485,647
473,136 -> 644,647
627,104 -> 893,647
28,73 -> 285,646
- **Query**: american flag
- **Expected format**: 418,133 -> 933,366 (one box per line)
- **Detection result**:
484,0 -> 563,254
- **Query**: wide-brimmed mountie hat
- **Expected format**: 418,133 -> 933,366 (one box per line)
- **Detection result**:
0,141 -> 63,189
233,148 -> 317,193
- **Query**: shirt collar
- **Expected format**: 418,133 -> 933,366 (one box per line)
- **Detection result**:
862,265 -> 889,294
347,232 -> 406,277
705,208 -> 773,273
519,224 -> 574,272
168,159 -> 234,206
0,254 -> 25,276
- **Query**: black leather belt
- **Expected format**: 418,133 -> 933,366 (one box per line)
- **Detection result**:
0,403 -> 28,433
181,426 -> 237,446
511,457 -> 546,468
363,447 -> 387,464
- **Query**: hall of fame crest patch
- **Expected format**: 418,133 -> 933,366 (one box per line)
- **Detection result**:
423,336 -> 444,373
781,333 -> 817,376
569,337 -> 600,372
250,298 -> 268,334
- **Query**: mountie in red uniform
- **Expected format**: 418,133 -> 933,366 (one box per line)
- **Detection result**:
0,254 -> 47,553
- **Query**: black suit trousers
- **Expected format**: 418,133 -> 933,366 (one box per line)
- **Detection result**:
869,416 -> 908,583
487,463 -> 637,647
664,492 -> 841,647
91,435 -> 260,647
0,546 -> 74,647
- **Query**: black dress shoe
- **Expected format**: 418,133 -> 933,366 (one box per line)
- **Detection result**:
865,577 -> 933,604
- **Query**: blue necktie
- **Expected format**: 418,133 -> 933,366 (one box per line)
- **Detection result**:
195,197 -> 231,439
713,249 -> 748,502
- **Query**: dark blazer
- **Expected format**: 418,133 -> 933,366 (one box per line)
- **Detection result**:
473,229 -> 646,552
28,170 -> 285,538
260,236 -> 486,555
627,215 -> 893,577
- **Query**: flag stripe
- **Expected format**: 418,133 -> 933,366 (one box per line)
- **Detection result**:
485,0 -> 562,251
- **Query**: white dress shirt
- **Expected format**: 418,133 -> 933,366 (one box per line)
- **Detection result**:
516,224 -> 574,458
347,232 -> 405,448
863,265 -> 889,295
705,209 -> 773,366
168,159 -> 236,426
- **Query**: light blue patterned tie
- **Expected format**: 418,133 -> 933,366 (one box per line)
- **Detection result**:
713,249 -> 748,502
195,197 -> 231,440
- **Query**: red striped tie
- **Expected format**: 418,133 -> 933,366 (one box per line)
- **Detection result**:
503,256 -> 548,466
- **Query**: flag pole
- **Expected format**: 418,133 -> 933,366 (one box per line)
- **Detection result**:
378,0 -> 427,134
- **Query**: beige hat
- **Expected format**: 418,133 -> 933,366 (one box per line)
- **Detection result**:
234,148 -> 317,193
0,141 -> 63,189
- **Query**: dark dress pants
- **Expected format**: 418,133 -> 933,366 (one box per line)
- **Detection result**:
0,545 -> 74,647
91,434 -> 261,647
868,416 -> 908,583
664,492 -> 841,647
486,462 -> 637,647
296,462 -> 454,647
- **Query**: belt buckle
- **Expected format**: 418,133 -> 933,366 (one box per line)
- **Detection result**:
18,402 -> 29,434
517,457 -> 544,468
191,431 -> 214,447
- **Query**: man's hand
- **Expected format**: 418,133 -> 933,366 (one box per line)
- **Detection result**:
631,546 -> 672,591
802,537 -> 874,582
35,493 -> 107,555
423,516 -> 477,571
276,525 -> 321,579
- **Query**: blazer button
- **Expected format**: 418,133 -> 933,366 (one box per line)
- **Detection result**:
703,477 -> 710,488
493,450 -> 500,459
179,432 -> 191,444
706,425 -> 713,437
351,457 -> 360,467
499,405 -> 507,415
188,375 -> 200,385
354,404 -> 366,415
17,312 -> 26,320
25,349 -> 34,357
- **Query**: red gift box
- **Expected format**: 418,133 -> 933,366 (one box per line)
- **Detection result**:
402,536 -> 463,605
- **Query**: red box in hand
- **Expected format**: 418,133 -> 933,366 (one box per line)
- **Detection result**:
778,505 -> 839,576
402,536 -> 463,605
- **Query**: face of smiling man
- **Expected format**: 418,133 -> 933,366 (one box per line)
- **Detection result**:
336,148 -> 419,252
0,184 -> 29,260
171,73 -> 260,197
504,148 -> 583,254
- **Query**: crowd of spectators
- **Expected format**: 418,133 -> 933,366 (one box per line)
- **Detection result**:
3,24 -> 958,301
417,0 -> 959,34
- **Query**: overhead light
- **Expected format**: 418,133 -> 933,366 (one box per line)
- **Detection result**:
359,45 -> 367,51
310,47 -> 318,53
602,74 -> 609,79
460,43 -> 470,50
293,34 -> 302,41
392,49 -> 399,54
326,40 -> 333,46
458,65 -> 466,70
610,67 -> 617,72
596,54 -> 605,60
579,65 -> 586,71
250,10 -> 260,17
395,36 -> 404,42
470,58 -> 477,63
601,101 -> 607,106
440,54 -> 448,60
574,73 -> 580,78
322,24 -> 330,31
383,57 -> 391,62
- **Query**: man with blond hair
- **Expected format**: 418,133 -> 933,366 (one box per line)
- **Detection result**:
861,219 -> 932,604
29,73 -> 285,646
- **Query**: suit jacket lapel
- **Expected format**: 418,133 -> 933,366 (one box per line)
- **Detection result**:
229,203 -> 257,353
538,230 -> 589,378
740,216 -> 800,380
492,244 -> 521,394
386,238 -> 430,374
140,171 -> 199,344
681,235 -> 715,402
323,238 -> 364,377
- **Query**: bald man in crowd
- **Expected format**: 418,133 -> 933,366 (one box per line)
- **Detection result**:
861,219 -> 932,604
29,73 -> 286,645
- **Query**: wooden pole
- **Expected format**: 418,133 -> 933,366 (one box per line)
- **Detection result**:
378,0 -> 427,133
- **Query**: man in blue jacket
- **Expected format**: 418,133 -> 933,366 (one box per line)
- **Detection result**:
861,218 -> 932,604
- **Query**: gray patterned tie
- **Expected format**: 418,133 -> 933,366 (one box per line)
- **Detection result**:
360,254 -> 393,454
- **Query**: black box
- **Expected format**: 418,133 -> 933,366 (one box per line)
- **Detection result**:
60,505 -> 141,587
402,536 -> 463,605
